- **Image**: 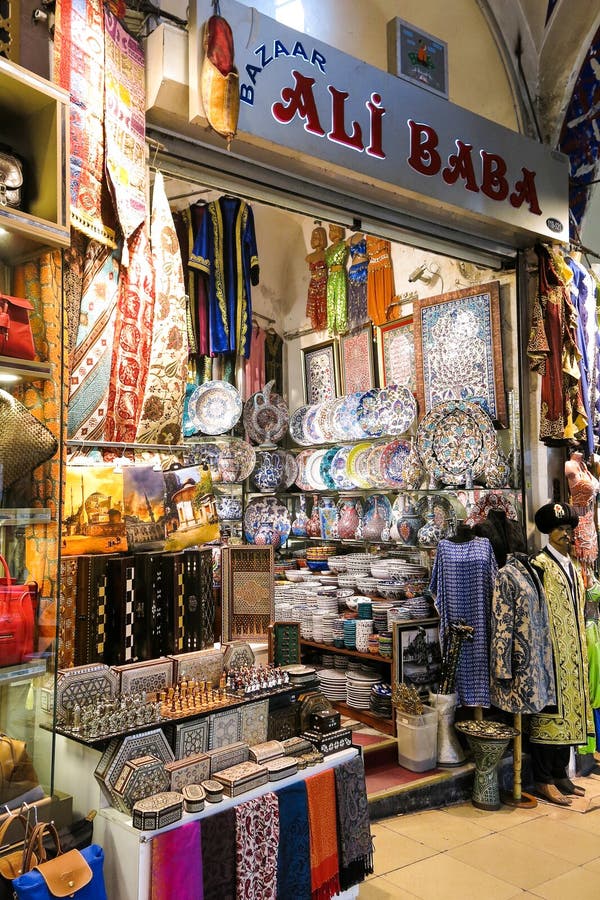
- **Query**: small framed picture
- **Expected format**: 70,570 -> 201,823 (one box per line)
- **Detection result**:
387,17 -> 448,99
339,325 -> 375,394
376,316 -> 416,391
392,620 -> 442,697
301,339 -> 340,404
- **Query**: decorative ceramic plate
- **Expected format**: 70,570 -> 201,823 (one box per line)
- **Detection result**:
329,446 -> 356,491
316,399 -> 337,443
289,406 -> 312,446
307,449 -> 328,490
346,442 -> 373,489
356,389 -> 385,437
378,383 -> 418,435
303,404 -> 325,445
465,491 -> 519,526
215,439 -> 256,483
416,494 -> 458,537
188,381 -> 243,435
243,496 -> 291,547
243,381 -> 289,445
295,449 -> 314,491
415,400 -> 499,486
320,447 -> 339,490
332,392 -> 366,441
250,449 -> 298,492
379,439 -> 412,487
365,443 -> 390,489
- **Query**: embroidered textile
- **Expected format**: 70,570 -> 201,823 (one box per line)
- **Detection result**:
135,172 -> 187,444
366,237 -> 394,326
529,549 -> 593,744
334,755 -> 373,890
104,8 -> 146,251
244,322 -> 266,399
235,793 -> 279,900
307,257 -> 327,332
430,537 -> 497,707
306,769 -> 340,900
54,0 -> 114,245
151,820 -> 203,900
325,240 -> 348,336
567,256 -> 595,454
276,781 -> 311,900
68,241 -> 120,440
201,808 -> 236,899
490,553 -> 556,713
105,226 -> 155,441
64,231 -> 86,359
189,196 -> 259,358
347,236 -> 368,330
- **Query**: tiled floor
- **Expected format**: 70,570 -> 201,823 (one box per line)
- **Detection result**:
360,792 -> 600,899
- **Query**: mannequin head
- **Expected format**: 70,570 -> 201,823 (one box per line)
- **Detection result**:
328,223 -> 346,243
548,523 -> 574,556
534,501 -> 578,554
310,226 -> 327,250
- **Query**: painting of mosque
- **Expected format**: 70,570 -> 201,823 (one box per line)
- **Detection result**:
62,465 -> 129,555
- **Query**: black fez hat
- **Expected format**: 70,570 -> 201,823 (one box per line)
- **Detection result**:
534,501 -> 579,534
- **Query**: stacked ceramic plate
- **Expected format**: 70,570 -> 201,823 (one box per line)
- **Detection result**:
317,669 -> 347,701
406,596 -> 435,619
337,573 -> 356,588
387,606 -> 412,628
343,619 -> 357,649
312,612 -> 325,642
346,670 -> 381,709
320,614 -> 337,644
332,618 -> 345,648
370,683 -> 393,717
327,556 -> 349,574
372,603 -> 393,633
285,665 -> 318,688
300,609 -> 315,639
378,632 -> 393,658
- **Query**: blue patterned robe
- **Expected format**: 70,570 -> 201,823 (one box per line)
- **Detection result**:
490,553 -> 556,713
189,197 -> 259,358
430,537 -> 497,707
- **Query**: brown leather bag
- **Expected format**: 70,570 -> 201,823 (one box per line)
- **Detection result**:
0,811 -> 38,898
0,735 -> 39,806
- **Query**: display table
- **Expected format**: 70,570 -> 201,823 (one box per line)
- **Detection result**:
94,747 -> 361,900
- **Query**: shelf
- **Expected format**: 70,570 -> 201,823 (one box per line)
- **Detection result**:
300,639 -> 392,664
0,355 -> 52,383
0,659 -> 47,684
333,701 -> 394,735
0,58 -> 70,263
0,508 -> 53,526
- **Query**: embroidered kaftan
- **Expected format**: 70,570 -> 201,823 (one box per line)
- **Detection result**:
325,239 -> 348,335
347,236 -> 368,330
190,196 -> 259,359
430,537 -> 497,707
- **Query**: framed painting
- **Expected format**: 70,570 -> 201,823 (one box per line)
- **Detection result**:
339,325 -> 375,394
376,316 -> 416,391
392,620 -> 442,698
301,340 -> 340,404
413,281 -> 507,425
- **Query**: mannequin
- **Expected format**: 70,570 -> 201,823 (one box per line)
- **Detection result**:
448,522 -> 474,543
565,448 -> 599,567
346,232 -> 368,330
305,225 -> 327,332
529,501 -> 594,805
325,223 -> 348,335
366,235 -> 394,326
471,508 -> 527,568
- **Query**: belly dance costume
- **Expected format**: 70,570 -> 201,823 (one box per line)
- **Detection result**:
325,239 -> 348,335
570,471 -> 599,565
306,256 -> 327,332
366,237 -> 394,326
347,237 -> 368,330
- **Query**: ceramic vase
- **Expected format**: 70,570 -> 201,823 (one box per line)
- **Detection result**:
319,496 -> 339,540
217,448 -> 240,483
251,450 -> 284,492
337,496 -> 361,540
418,497 -> 444,548
291,495 -> 309,537
306,495 -> 322,538
396,498 -> 424,546
363,498 -> 386,541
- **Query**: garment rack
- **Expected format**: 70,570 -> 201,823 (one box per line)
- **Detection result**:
66,439 -> 211,454
252,311 -> 276,326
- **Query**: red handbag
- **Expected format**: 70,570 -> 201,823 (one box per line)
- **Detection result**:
0,294 -> 36,361
0,555 -> 37,666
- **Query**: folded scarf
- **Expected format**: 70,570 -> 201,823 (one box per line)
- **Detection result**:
306,769 -> 340,900
201,808 -> 236,900
277,781 -> 311,900
235,792 -> 279,899
152,821 -> 203,900
334,755 -> 374,889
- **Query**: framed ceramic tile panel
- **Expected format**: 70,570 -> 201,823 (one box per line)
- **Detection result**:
413,281 -> 507,425
392,620 -> 442,698
339,324 -> 375,394
222,546 -> 274,643
173,718 -> 210,758
376,316 -> 416,392
301,339 -> 340,404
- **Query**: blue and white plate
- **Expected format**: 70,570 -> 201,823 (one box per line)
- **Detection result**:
303,404 -> 325,445
289,405 -> 312,446
332,392 -> 366,441
188,381 -> 242,435
329,446 -> 356,491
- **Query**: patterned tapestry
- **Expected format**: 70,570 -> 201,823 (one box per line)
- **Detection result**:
68,241 -> 120,440
222,546 -> 274,642
105,225 -> 155,441
104,7 -> 147,252
413,281 -> 506,425
54,0 -> 115,246
135,172 -> 188,444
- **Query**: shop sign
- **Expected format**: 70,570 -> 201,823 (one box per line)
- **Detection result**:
189,0 -> 568,241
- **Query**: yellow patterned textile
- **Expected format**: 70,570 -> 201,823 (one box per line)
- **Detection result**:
529,550 -> 593,745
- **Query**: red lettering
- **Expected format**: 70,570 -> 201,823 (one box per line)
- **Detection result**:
480,152 -> 509,201
510,168 -> 542,215
328,85 -> 363,151
271,70 -> 325,136
407,120 -> 441,176
442,141 -> 479,192
366,93 -> 385,159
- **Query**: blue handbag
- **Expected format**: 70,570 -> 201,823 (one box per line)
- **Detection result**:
12,822 -> 107,900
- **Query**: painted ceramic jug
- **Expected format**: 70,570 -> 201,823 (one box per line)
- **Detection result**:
362,497 -> 386,541
306,495 -> 322,538
217,447 -> 240,483
251,450 -> 284,492
417,497 -> 444,548
396,498 -> 424,546
337,497 -> 361,540
319,496 -> 339,540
